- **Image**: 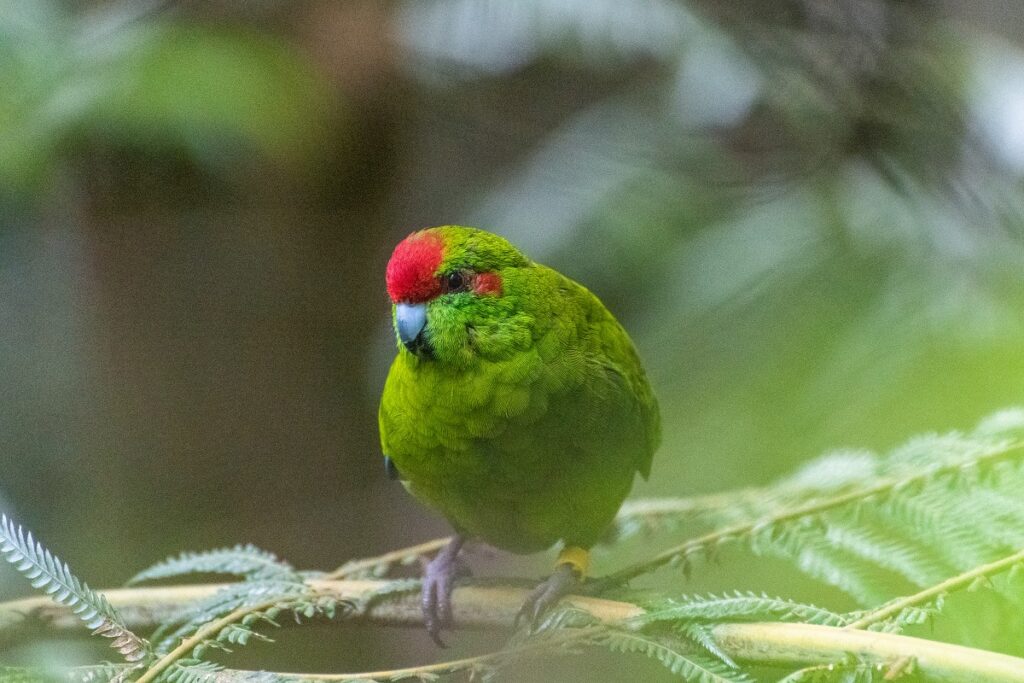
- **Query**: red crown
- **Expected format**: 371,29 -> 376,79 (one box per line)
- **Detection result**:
386,232 -> 445,303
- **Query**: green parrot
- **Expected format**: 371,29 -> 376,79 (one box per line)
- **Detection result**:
378,226 -> 660,644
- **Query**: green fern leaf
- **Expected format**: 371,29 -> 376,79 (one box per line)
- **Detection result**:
128,544 -> 298,585
676,622 -> 738,669
158,661 -> 225,683
778,659 -> 905,682
754,523 -> 895,606
821,515 -> 951,588
0,514 -> 150,663
641,592 -> 849,627
68,663 -> 142,683
599,629 -> 753,682
153,579 -> 308,654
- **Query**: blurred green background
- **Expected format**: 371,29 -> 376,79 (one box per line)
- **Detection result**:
3,0 -> 1024,676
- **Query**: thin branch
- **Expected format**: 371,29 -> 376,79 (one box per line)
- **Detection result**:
135,597 -> 284,683
845,546 -> 1024,630
712,622 -> 1024,682
604,441 -> 1024,584
324,537 -> 452,580
616,493 -> 759,519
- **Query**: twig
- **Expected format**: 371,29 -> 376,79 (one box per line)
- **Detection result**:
135,597 -> 284,683
324,537 -> 451,580
845,546 -> 1024,630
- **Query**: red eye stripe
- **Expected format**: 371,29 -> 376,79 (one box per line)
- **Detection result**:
386,233 -> 445,303
473,272 -> 502,296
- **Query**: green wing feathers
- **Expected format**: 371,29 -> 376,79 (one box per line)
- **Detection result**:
544,266 -> 661,479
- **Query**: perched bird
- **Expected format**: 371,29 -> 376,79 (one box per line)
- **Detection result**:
379,226 -> 660,644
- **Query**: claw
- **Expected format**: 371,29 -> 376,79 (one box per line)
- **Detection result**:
421,535 -> 466,647
516,563 -> 579,629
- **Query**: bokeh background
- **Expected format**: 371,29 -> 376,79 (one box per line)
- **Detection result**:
3,0 -> 1024,676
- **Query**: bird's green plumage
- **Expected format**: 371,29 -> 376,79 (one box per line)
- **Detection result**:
379,226 -> 660,553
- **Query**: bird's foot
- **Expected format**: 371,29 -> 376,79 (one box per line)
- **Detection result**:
516,546 -> 589,628
422,535 -> 467,647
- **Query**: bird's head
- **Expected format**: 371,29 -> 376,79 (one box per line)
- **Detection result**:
385,226 -> 533,366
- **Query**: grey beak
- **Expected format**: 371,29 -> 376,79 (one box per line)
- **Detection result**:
395,302 -> 428,354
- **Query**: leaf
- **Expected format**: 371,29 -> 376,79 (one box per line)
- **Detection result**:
640,592 -> 849,627
599,629 -> 754,682
0,514 -> 150,662
159,661 -> 225,683
128,544 -> 298,585
90,22 -> 334,165
152,579 -> 307,655
677,622 -> 738,669
68,664 -> 141,683
613,411 -> 1024,628
0,4 -> 335,193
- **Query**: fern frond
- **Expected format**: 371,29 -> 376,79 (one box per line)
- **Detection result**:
867,602 -> 940,633
612,449 -> 882,541
598,629 -> 753,682
821,516 -> 951,588
876,486 -> 997,571
158,661 -> 225,683
0,514 -> 150,663
777,660 -> 903,682
356,577 -> 422,609
845,546 -> 1024,631
754,522 -> 897,606
326,538 -> 450,580
501,604 -> 601,650
211,620 -> 275,650
676,621 -> 738,669
153,579 -> 308,654
640,592 -> 849,627
141,586 -> 355,683
188,594 -> 351,660
68,664 -> 140,683
129,544 -> 298,585
534,605 -> 602,633
607,412 -> 1024,614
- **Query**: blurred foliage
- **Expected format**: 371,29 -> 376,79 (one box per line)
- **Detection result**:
0,0 -> 1023,679
0,0 -> 333,192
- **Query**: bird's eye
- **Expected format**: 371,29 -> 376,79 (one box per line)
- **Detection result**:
443,271 -> 469,293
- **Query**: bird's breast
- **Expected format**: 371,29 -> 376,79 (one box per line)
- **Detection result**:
381,346 -> 590,481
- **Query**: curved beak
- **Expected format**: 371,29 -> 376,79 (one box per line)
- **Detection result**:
395,302 -> 429,355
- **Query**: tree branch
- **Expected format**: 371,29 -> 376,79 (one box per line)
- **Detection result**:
4,579 -> 1024,682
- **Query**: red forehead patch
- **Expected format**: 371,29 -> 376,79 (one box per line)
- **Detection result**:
386,232 -> 445,303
